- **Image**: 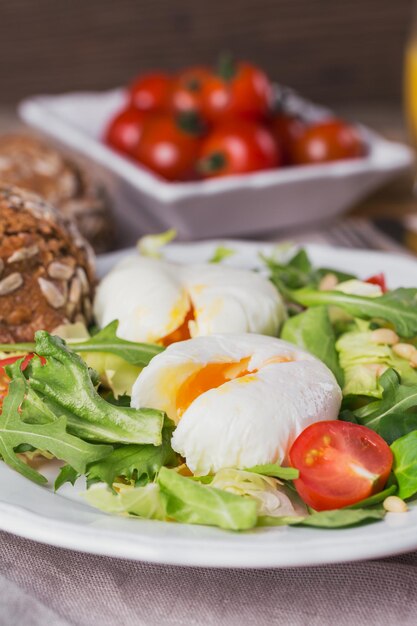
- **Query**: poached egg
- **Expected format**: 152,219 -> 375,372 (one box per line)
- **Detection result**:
131,334 -> 342,475
94,255 -> 285,345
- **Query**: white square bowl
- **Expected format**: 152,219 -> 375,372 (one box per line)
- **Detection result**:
19,89 -> 414,243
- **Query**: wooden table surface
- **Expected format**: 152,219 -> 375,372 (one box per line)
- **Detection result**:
0,103 -> 416,221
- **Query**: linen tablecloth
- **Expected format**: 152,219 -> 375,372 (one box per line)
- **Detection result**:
0,217 -> 415,626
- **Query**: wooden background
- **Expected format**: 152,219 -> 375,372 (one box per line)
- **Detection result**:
0,0 -> 413,106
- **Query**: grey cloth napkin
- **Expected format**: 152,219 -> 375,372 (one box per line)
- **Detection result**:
0,217 -> 414,626
1,530 -> 417,626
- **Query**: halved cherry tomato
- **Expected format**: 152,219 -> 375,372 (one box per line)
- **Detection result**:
289,420 -> 393,511
269,113 -> 306,165
129,72 -> 171,112
292,119 -> 366,165
104,108 -> 148,156
201,61 -> 272,123
198,120 -> 280,178
169,66 -> 211,116
365,273 -> 387,293
134,114 -> 202,181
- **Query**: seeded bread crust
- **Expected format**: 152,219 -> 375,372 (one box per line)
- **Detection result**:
0,186 -> 95,343
0,134 -> 114,253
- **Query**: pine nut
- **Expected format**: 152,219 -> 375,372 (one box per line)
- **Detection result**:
392,343 -> 417,360
318,273 -> 339,291
383,496 -> 408,513
371,329 -> 399,345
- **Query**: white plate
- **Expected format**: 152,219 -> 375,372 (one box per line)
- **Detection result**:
1,241 -> 417,568
19,90 -> 413,243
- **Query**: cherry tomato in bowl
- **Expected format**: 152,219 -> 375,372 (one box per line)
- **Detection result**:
104,108 -> 148,156
198,120 -> 280,178
129,72 -> 171,113
201,61 -> 273,123
289,420 -> 393,511
169,66 -> 212,116
269,113 -> 306,165
134,114 -> 202,181
292,119 -> 366,165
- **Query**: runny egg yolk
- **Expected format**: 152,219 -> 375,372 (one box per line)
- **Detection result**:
175,354 -> 292,418
176,358 -> 252,417
160,306 -> 195,347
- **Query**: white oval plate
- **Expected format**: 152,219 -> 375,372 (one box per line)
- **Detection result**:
1,240 -> 416,568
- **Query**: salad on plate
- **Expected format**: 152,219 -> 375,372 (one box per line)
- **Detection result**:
0,214 -> 416,531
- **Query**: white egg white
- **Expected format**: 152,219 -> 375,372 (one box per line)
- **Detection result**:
94,254 -> 286,343
94,256 -> 189,343
131,334 -> 342,475
181,264 -> 286,337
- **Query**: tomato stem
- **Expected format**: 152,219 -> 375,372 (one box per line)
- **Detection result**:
198,151 -> 226,174
217,52 -> 236,81
176,112 -> 205,136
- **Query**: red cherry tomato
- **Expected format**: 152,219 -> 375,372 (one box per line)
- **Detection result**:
129,73 -> 171,112
365,273 -> 387,293
201,61 -> 272,123
289,420 -> 393,511
198,120 -> 280,178
134,114 -> 201,181
269,113 -> 306,165
292,119 -> 366,165
104,108 -> 147,156
169,66 -> 212,116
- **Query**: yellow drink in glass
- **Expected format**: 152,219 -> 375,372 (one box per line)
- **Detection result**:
405,40 -> 417,144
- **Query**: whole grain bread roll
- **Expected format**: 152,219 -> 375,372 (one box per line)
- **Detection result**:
0,134 -> 113,253
0,185 -> 95,343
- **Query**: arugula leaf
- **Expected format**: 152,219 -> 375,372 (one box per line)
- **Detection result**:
72,321 -> 164,366
281,306 -> 344,385
87,423 -> 178,487
264,247 -> 355,291
284,287 -> 417,338
391,431 -> 417,499
0,376 -> 111,484
20,332 -> 165,445
0,320 -> 164,367
55,465 -> 79,491
209,246 -> 236,263
245,463 -> 299,480
157,467 -> 258,530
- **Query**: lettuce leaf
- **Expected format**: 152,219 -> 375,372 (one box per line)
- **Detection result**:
157,467 -> 258,530
84,482 -> 166,520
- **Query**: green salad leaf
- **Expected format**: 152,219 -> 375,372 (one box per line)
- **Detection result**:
336,321 -> 417,398
259,508 -> 385,528
347,369 -> 417,444
281,306 -> 344,385
391,431 -> 417,499
157,467 -> 258,530
346,484 -> 397,509
264,247 -> 355,291
15,331 -> 165,445
209,246 -> 236,263
245,463 -> 299,480
0,374 -> 111,484
84,482 -> 166,520
87,422 -> 178,487
0,321 -> 164,367
283,287 -> 417,338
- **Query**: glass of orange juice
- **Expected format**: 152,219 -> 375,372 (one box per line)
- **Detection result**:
405,35 -> 417,146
